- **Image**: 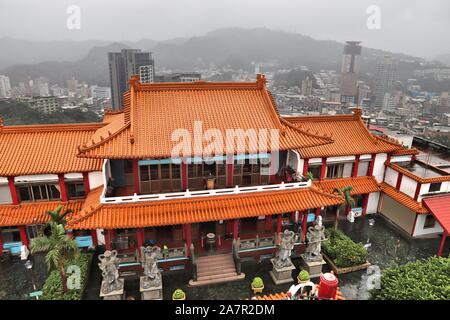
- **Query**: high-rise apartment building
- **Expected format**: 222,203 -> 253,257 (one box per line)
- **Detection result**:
374,56 -> 398,108
0,75 -> 12,98
340,41 -> 362,104
108,49 -> 154,110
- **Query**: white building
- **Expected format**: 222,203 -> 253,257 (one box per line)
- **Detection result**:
0,75 -> 12,98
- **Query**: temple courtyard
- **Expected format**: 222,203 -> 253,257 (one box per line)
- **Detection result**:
1,215 -> 447,300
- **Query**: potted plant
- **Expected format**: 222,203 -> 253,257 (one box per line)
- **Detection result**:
172,289 -> 186,300
251,277 -> 264,294
297,270 -> 310,284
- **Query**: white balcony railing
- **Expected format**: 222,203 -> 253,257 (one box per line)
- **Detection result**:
100,180 -> 312,204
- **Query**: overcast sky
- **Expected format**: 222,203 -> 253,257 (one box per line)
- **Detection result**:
0,0 -> 448,59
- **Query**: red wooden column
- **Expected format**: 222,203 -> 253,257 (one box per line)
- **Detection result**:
367,154 -> 376,176
276,214 -> 283,235
302,158 -> 310,177
83,172 -> 91,194
184,224 -> 192,256
91,230 -> 98,247
132,159 -> 140,194
137,228 -> 145,250
352,155 -> 360,177
233,219 -> 239,240
319,158 -> 327,181
226,155 -> 234,187
0,229 -> 4,255
67,230 -> 74,239
7,177 -> 19,205
18,226 -> 29,247
181,161 -> 188,190
315,207 -> 321,217
395,173 -> 403,190
345,204 -> 351,215
58,174 -> 68,201
438,232 -> 447,257
301,211 -> 308,242
104,229 -> 112,251
362,194 -> 369,216
413,182 -> 422,201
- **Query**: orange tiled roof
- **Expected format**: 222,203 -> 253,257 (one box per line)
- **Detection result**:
314,176 -> 380,195
0,123 -> 104,176
385,161 -> 450,184
66,186 -> 343,230
284,113 -> 404,158
77,75 -> 333,159
255,292 -> 289,300
391,148 -> 419,156
380,182 -> 428,214
0,200 -> 84,227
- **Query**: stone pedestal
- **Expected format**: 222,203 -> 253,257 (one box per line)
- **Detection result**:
269,258 -> 296,285
140,276 -> 163,300
99,279 -> 125,300
300,254 -> 326,278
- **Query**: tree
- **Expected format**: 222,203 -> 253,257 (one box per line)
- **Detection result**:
46,205 -> 72,226
332,186 -> 355,229
30,222 -> 79,293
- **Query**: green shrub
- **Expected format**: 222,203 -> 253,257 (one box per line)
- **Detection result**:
370,256 -> 450,300
172,289 -> 186,299
298,270 -> 310,281
42,253 -> 91,300
252,277 -> 264,288
322,229 -> 367,268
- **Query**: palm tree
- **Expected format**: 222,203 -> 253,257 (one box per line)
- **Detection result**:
46,205 -> 72,226
332,186 -> 355,229
30,221 -> 79,293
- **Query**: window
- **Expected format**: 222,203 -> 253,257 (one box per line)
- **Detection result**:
67,182 -> 85,199
17,184 -> 60,202
423,214 -> 436,229
124,160 -> 133,174
309,165 -> 321,180
326,163 -> 344,179
429,183 -> 441,193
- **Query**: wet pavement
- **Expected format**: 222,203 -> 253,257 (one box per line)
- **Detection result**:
2,214 -> 448,300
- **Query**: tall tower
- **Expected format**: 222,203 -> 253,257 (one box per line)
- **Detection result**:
374,56 -> 398,109
108,49 -> 154,110
340,41 -> 362,104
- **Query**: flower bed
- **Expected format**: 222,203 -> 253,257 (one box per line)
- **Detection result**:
370,256 -> 450,300
322,229 -> 369,273
42,253 -> 92,300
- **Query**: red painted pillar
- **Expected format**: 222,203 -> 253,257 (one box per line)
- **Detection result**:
315,207 -> 321,217
137,228 -> 144,250
362,194 -> 369,216
181,161 -> 188,190
301,211 -> 308,242
352,155 -> 360,177
291,212 -> 296,223
345,204 -> 351,215
133,159 -> 140,194
18,226 -> 29,247
386,153 -> 392,163
265,215 -> 273,232
184,224 -> 192,256
67,230 -> 74,239
58,174 -> 68,201
226,155 -> 234,187
7,177 -> 19,205
438,232 -> 447,257
413,182 -> 421,201
276,214 -> 283,235
104,229 -> 112,251
319,158 -> 327,181
395,173 -> 403,190
367,154 -> 376,176
0,229 -> 3,255
83,172 -> 91,194
91,229 -> 98,247
233,219 -> 239,240
302,158 -> 309,177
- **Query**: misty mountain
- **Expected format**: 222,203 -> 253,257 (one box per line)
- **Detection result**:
1,42 -> 131,86
435,53 -> 450,67
1,28 -> 424,86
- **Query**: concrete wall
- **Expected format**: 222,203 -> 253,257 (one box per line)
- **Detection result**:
399,175 -> 417,198
413,214 -> 444,237
0,183 -> 12,204
366,192 -> 380,214
384,167 -> 399,187
89,171 -> 104,189
373,153 -> 387,183
380,194 -> 416,235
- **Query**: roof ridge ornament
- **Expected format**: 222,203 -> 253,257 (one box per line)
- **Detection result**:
256,74 -> 267,89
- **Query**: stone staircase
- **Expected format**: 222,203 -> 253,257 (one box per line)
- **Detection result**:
189,253 -> 245,287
